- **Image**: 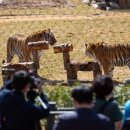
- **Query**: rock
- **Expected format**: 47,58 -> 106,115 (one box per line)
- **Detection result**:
82,0 -> 91,4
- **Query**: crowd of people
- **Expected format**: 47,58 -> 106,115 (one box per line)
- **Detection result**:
0,70 -> 130,130
0,70 -> 50,130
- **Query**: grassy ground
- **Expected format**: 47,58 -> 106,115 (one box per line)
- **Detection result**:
0,0 -> 130,86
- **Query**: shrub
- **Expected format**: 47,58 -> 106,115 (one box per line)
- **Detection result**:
44,84 -> 72,107
114,84 -> 130,106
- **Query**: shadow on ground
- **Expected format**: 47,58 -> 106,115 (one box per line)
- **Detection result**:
40,76 -> 123,86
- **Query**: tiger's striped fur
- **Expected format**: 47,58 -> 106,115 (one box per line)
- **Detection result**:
7,29 -> 57,67
85,42 -> 130,77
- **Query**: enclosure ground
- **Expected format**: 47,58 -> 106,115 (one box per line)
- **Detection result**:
0,12 -> 130,22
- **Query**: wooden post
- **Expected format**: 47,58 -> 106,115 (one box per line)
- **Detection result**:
67,63 -> 77,81
32,50 -> 40,69
53,43 -> 73,70
63,52 -> 71,70
92,62 -> 102,79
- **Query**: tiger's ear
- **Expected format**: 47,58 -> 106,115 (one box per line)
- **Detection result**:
85,43 -> 88,47
48,28 -> 50,32
45,29 -> 50,33
90,44 -> 96,50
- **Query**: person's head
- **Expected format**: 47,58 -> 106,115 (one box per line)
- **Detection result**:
92,75 -> 113,99
12,70 -> 31,93
71,85 -> 93,108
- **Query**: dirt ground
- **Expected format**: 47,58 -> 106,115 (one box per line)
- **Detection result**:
0,12 -> 130,22
0,0 -> 74,8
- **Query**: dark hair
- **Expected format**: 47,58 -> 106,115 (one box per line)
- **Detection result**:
92,75 -> 113,99
71,85 -> 93,104
12,70 -> 30,91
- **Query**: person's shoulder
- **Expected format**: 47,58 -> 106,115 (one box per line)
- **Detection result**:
0,88 -> 14,105
125,100 -> 130,106
124,100 -> 130,109
0,88 -> 12,98
97,113 -> 110,122
110,99 -> 118,104
107,99 -> 120,109
58,111 -> 77,120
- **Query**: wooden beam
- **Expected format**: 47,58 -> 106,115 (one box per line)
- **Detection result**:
66,62 -> 102,81
67,62 -> 94,71
53,43 -> 73,53
28,41 -> 49,51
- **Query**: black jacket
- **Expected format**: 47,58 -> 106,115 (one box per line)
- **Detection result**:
0,88 -> 50,130
53,108 -> 113,130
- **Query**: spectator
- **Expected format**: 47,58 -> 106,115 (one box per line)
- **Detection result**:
0,70 -> 50,130
53,85 -> 113,130
122,98 -> 130,129
92,75 -> 122,130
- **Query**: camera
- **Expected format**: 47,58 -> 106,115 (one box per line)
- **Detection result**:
29,76 -> 41,89
27,74 -> 42,102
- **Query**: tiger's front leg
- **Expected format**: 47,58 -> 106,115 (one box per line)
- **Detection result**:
102,63 -> 114,77
7,52 -> 14,63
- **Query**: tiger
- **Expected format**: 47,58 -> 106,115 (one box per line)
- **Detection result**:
7,29 -> 57,68
85,42 -> 130,77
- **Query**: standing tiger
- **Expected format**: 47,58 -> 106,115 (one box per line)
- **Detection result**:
85,42 -> 130,77
7,29 -> 57,68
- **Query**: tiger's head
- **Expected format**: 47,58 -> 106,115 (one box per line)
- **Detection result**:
85,43 -> 96,59
42,29 -> 57,46
85,42 -> 107,61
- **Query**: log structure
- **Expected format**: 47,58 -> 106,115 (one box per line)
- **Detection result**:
1,62 -> 36,85
53,43 -> 102,83
28,41 -> 49,69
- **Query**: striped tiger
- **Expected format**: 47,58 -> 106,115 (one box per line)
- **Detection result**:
85,42 -> 130,77
7,29 -> 57,68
